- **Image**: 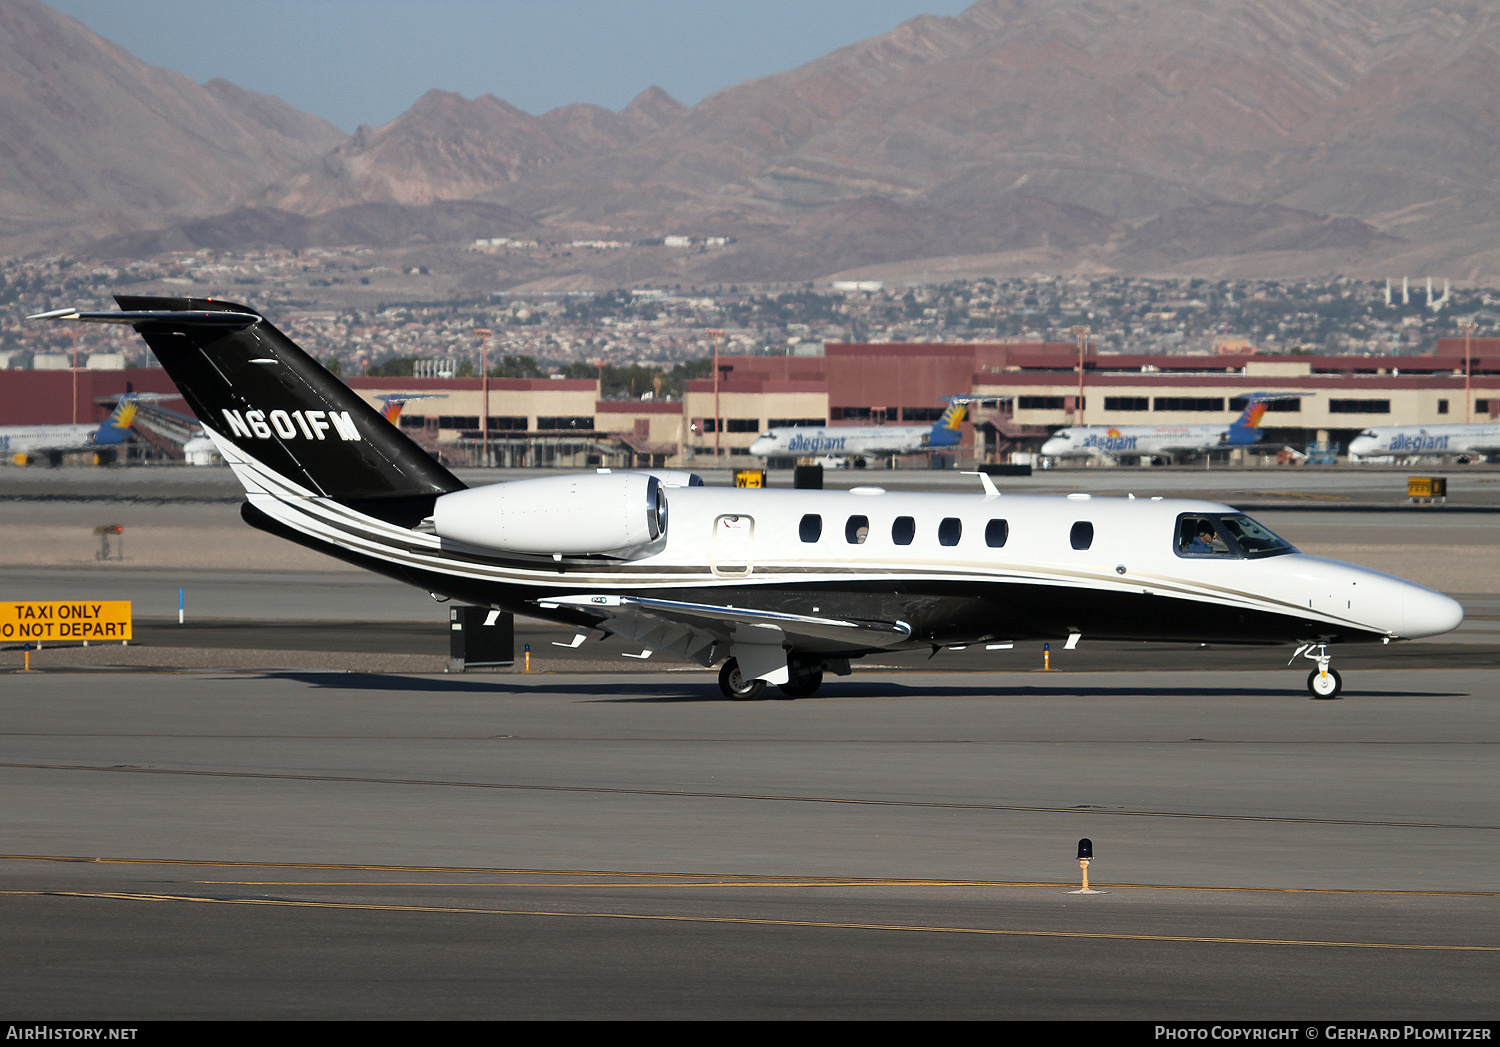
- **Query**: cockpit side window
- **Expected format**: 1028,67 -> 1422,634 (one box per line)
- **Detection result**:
1175,513 -> 1297,559
1176,515 -> 1233,557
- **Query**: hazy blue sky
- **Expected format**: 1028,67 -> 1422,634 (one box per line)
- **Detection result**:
48,1 -> 975,131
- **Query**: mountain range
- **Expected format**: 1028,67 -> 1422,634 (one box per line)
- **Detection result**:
6,0 -> 1500,284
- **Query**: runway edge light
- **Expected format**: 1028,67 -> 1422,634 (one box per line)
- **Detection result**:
1070,838 -> 1106,895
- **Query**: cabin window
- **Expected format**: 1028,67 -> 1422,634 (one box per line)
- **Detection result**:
892,516 -> 915,546
938,518 -> 962,547
1070,521 -> 1094,550
799,514 -> 822,543
845,515 -> 869,544
985,519 -> 1009,548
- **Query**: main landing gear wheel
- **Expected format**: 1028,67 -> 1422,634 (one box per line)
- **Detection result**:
777,668 -> 824,698
1307,668 -> 1343,699
718,658 -> 766,701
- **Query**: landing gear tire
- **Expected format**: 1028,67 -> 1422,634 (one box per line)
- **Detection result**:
1307,667 -> 1343,699
719,658 -> 766,701
777,668 -> 824,699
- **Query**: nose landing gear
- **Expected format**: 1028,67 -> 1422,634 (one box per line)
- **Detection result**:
1292,643 -> 1342,699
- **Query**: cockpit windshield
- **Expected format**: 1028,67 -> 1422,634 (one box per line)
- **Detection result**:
1175,513 -> 1297,559
1218,514 -> 1297,556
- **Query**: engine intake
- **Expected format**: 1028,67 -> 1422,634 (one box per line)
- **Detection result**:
432,472 -> 666,557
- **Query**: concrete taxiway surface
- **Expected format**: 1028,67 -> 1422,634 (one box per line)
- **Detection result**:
2,668 -> 1497,1019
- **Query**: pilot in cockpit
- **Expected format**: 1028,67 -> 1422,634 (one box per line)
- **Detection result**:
1180,518 -> 1229,555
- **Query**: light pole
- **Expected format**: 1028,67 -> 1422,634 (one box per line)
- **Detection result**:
68,327 -> 79,424
474,328 -> 493,466
1071,325 -> 1091,424
707,328 -> 725,459
1458,319 -> 1476,423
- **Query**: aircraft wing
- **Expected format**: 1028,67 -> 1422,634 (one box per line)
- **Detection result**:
536,593 -> 913,664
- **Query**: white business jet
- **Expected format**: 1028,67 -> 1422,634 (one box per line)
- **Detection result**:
32,299 -> 1463,700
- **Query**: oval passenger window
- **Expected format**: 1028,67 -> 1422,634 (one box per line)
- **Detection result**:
938,518 -> 962,547
1070,521 -> 1093,550
800,514 -> 822,543
845,515 -> 869,544
985,519 -> 1008,548
891,516 -> 915,546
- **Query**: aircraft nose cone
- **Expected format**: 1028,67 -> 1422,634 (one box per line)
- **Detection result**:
1041,439 -> 1066,455
1402,586 -> 1464,638
1349,438 -> 1377,456
749,439 -> 771,456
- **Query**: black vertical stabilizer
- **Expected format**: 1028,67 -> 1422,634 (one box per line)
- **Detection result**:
115,296 -> 464,523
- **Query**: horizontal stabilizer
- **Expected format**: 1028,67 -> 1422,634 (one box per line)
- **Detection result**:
29,308 -> 259,328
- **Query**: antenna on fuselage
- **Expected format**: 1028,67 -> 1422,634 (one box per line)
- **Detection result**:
961,470 -> 999,497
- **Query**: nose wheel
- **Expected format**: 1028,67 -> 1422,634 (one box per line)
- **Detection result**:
1307,667 -> 1343,698
1293,643 -> 1343,699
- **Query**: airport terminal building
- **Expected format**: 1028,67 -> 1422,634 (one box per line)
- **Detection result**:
6,336 -> 1500,466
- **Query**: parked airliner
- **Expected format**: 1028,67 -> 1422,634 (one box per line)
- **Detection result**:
1040,395 -> 1281,462
32,299 -> 1463,699
0,396 -> 138,464
1348,424 -> 1500,461
747,401 -> 967,462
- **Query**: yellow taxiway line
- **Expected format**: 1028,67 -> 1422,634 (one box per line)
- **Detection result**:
3,888 -> 1495,953
2,853 -> 1497,896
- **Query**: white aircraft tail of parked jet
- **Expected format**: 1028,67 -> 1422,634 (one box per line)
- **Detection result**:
1349,424 -> 1500,461
748,401 -> 967,461
32,299 -> 1463,699
1041,395 -> 1285,461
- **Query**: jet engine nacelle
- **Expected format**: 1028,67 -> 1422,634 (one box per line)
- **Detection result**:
432,472 -> 666,556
